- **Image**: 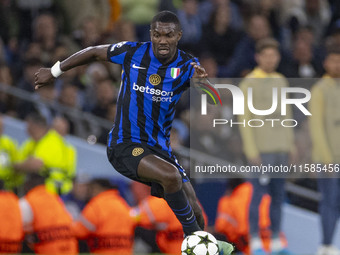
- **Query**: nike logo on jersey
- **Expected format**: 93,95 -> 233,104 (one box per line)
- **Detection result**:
132,64 -> 146,70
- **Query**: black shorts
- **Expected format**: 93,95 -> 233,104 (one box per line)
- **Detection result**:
107,141 -> 190,197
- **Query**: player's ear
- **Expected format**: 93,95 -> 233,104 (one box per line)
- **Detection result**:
177,30 -> 183,41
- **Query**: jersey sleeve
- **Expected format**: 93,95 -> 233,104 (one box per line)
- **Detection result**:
107,41 -> 138,64
184,57 -> 200,88
188,57 -> 200,79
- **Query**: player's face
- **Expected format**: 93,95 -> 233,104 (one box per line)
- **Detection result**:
150,22 -> 182,64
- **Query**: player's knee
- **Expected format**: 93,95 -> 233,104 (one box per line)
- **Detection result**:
161,166 -> 182,191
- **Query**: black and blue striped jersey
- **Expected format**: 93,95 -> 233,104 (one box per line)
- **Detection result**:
107,41 -> 198,154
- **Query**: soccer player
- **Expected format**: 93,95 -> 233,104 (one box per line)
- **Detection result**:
34,11 -> 233,254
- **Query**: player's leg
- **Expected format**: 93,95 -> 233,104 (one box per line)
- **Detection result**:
181,173 -> 234,255
138,154 -> 201,236
182,181 -> 205,230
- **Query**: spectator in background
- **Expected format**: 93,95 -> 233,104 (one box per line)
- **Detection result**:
112,19 -> 137,42
133,181 -> 208,255
238,38 -> 295,255
159,0 -> 180,13
199,0 -> 243,30
0,1 -> 17,46
58,83 -> 80,111
0,115 -> 23,192
83,62 -> 111,110
14,112 -> 77,195
16,57 -> 43,119
57,83 -> 86,136
97,102 -> 117,144
198,53 -> 219,78
135,181 -> 191,255
326,1 -> 340,37
285,0 -> 331,45
0,179 -> 24,254
72,178 -> 137,254
61,173 -> 91,253
31,13 -> 62,66
284,38 -> 322,78
0,38 -> 6,64
17,57 -> 41,93
246,0 -> 282,41
119,0 -> 160,42
15,0 -> 57,42
281,26 -> 325,78
60,0 -> 111,34
0,62 -> 17,116
52,116 -> 70,137
61,173 -> 90,219
73,16 -> 103,49
177,0 -> 202,55
89,79 -> 118,118
215,179 -> 286,255
19,174 -> 78,255
190,104 -> 227,158
199,4 -> 243,75
200,52 -> 219,78
34,85 -> 58,125
309,40 -> 340,255
222,15 -> 271,77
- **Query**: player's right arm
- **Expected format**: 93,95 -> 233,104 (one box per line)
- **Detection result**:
34,45 -> 110,89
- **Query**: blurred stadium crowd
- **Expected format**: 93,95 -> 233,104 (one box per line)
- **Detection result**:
0,0 -> 340,254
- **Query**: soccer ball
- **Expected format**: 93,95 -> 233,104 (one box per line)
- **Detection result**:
181,231 -> 219,255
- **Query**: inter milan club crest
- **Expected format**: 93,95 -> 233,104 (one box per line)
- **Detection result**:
149,74 -> 161,85
171,68 -> 180,79
132,147 -> 144,156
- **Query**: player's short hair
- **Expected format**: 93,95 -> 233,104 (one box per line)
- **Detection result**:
151,11 -> 181,31
255,38 -> 279,53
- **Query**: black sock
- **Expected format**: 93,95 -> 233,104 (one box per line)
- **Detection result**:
164,189 -> 201,236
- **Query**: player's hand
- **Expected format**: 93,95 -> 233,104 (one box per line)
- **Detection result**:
34,68 -> 55,90
191,62 -> 208,78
